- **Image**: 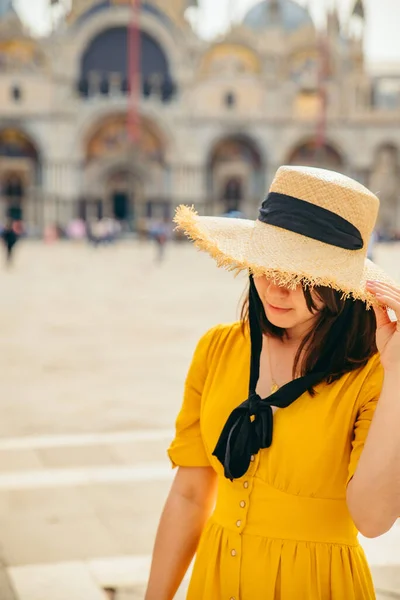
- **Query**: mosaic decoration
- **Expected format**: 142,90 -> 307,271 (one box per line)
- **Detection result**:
210,138 -> 262,167
200,44 -> 262,77
289,49 -> 319,84
0,40 -> 45,71
0,129 -> 39,159
288,140 -> 342,168
86,115 -> 164,163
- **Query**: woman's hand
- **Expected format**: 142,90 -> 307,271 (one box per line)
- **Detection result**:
367,280 -> 400,372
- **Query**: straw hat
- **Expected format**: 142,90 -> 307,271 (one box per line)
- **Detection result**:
174,165 -> 398,305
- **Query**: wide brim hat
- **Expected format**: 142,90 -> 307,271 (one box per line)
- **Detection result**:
174,165 -> 398,306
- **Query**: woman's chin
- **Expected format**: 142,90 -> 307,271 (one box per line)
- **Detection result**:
267,315 -> 294,328
265,305 -> 294,328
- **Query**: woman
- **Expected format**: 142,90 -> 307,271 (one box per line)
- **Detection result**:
145,166 -> 400,599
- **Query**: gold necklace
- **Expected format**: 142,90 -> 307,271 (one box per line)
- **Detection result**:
266,336 -> 280,394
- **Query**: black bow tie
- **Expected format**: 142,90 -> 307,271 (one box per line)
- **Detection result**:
212,372 -> 325,480
210,275 -> 347,481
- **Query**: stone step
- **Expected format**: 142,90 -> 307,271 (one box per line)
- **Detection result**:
373,565 -> 400,597
106,584 -> 187,600
8,555 -> 399,600
0,430 -> 174,473
8,562 -> 107,600
8,557 -> 191,600
0,565 -> 17,600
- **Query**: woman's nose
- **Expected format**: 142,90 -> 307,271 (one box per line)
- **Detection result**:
266,282 -> 289,296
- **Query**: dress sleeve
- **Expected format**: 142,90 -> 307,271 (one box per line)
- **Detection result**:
347,355 -> 384,486
167,325 -> 221,469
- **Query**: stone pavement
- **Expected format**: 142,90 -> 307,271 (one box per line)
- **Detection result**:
0,240 -> 398,600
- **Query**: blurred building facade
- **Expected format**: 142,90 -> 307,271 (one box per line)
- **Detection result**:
0,0 -> 400,235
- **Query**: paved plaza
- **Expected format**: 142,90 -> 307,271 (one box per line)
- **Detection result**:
0,239 -> 399,599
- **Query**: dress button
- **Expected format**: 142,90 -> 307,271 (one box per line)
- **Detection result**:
240,500 -> 246,508
230,597 -> 236,600
236,520 -> 242,527
231,549 -> 237,557
250,455 -> 255,462
243,481 -> 249,489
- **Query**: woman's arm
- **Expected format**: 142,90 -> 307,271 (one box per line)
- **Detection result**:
347,279 -> 400,538
145,466 -> 218,600
347,368 -> 400,538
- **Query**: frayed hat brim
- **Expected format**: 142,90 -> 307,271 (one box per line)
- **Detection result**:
174,205 -> 399,308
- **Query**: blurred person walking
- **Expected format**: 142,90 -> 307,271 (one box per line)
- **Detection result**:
152,218 -> 171,263
2,219 -> 19,266
67,218 -> 87,242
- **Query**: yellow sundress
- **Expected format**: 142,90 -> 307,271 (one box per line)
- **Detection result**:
168,322 -> 384,600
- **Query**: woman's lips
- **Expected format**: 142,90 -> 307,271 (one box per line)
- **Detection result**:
265,302 -> 292,313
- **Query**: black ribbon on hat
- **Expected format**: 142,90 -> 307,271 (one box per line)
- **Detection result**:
213,273 -> 353,480
258,192 -> 364,250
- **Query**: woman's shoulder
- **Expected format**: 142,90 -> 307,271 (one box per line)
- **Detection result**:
194,321 -> 247,362
357,352 -> 383,383
345,351 -> 384,404
204,320 -> 245,339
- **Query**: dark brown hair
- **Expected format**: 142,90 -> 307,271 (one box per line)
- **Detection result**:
240,281 -> 377,392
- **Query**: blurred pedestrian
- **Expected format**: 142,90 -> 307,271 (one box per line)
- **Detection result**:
103,217 -> 121,244
1,219 -> 19,266
67,218 -> 87,241
152,218 -> 171,263
87,218 -> 105,247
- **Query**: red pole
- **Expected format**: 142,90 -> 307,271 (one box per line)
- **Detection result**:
316,33 -> 328,152
128,0 -> 141,143
316,0 -> 330,155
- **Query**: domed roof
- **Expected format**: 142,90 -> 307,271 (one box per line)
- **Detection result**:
243,0 -> 313,32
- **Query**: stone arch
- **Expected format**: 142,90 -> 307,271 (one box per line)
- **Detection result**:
70,1 -> 180,34
207,134 -> 264,216
81,112 -> 171,228
78,26 -> 175,101
372,141 -> 399,161
0,128 -> 41,223
0,128 -> 41,163
84,113 -> 167,165
68,8 -> 180,84
74,103 -> 177,160
286,138 -> 344,170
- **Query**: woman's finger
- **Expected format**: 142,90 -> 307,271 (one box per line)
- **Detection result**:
373,305 -> 391,328
367,281 -> 400,300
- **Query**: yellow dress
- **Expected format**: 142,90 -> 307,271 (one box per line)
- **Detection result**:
168,322 -> 384,600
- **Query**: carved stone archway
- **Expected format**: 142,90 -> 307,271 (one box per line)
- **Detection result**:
207,135 -> 263,217
82,113 -> 169,228
287,139 -> 343,170
0,128 -> 41,225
